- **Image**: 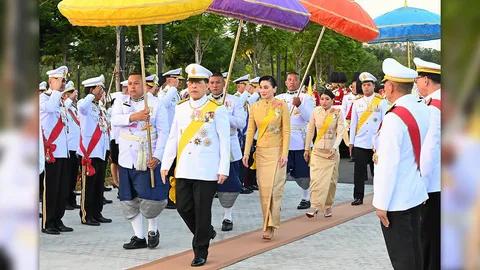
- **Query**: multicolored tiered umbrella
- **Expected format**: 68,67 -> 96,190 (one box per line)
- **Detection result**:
292,0 -> 379,114
58,0 -> 214,188
368,0 -> 441,67
206,0 -> 311,102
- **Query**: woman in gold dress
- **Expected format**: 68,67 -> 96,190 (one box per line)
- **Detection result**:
242,76 -> 290,240
304,90 -> 344,218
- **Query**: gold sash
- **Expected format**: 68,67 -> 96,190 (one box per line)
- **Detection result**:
309,113 -> 334,166
250,106 -> 276,170
356,97 -> 382,134
169,101 -> 219,202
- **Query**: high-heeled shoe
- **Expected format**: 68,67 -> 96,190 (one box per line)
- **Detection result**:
262,227 -> 275,240
324,207 -> 332,218
305,208 -> 319,218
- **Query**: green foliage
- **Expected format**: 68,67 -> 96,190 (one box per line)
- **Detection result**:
40,6 -> 441,91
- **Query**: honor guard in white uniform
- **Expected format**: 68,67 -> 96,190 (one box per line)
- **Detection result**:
109,80 -> 130,188
275,72 -> 315,209
232,74 -> 259,193
62,81 -> 81,209
349,72 -> 388,205
160,68 -> 183,128
161,64 -> 230,267
208,72 -> 246,231
233,74 -> 250,97
111,72 -> 170,250
373,58 -> 430,270
76,75 -> 112,226
39,81 -> 47,95
145,74 -> 160,97
40,66 -> 74,234
414,57 -> 442,270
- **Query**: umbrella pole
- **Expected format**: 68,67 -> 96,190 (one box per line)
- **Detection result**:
222,19 -> 244,104
290,26 -> 326,116
138,25 -> 155,188
407,41 -> 411,68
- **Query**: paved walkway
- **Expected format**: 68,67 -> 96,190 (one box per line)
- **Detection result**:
39,160 -> 390,269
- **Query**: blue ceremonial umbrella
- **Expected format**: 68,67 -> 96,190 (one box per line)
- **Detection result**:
368,0 -> 440,67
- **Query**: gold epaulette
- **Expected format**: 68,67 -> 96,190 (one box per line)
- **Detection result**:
332,108 -> 340,113
209,97 -> 222,106
374,93 -> 383,99
355,95 -> 364,100
177,98 -> 188,105
386,103 -> 396,114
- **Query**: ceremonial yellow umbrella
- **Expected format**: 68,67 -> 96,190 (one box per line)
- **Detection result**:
58,0 -> 214,190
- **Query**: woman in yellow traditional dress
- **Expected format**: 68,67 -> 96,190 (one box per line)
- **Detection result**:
242,76 -> 290,240
304,90 -> 344,218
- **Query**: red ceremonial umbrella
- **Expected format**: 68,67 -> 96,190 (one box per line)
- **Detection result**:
293,0 -> 379,110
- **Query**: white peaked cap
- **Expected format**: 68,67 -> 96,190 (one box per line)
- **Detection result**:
359,72 -> 377,83
382,58 -> 418,83
233,74 -> 250,84
413,57 -> 441,74
185,64 -> 212,79
82,74 -> 105,87
39,81 -> 47,90
46,66 -> 68,78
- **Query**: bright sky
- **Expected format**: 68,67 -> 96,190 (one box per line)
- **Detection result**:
355,0 -> 441,50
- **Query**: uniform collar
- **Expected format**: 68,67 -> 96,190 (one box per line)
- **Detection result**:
394,94 -> 416,107
190,94 -> 208,107
131,95 -> 145,102
211,92 -> 223,101
287,89 -> 298,95
425,88 -> 441,100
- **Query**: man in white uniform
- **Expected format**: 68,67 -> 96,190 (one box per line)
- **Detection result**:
62,81 -> 81,210
161,64 -> 230,267
414,57 -> 441,270
209,72 -> 246,231
276,72 -> 315,209
77,75 -> 112,225
40,66 -> 74,234
373,58 -> 430,270
111,72 -> 170,249
349,72 -> 388,205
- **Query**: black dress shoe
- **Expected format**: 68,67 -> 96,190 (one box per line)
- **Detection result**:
221,219 -> 233,231
240,187 -> 253,194
297,199 -> 311,210
351,199 -> 363,205
42,228 -> 60,235
104,186 -> 112,192
211,229 -> 217,240
65,204 -> 74,210
166,201 -> 176,209
103,197 -> 113,204
214,193 -> 219,198
123,236 -> 147,249
94,216 -> 112,223
147,230 -> 160,249
55,225 -> 74,232
82,218 -> 100,226
248,185 -> 259,190
191,257 -> 206,267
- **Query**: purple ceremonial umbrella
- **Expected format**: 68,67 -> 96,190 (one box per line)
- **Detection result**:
206,0 -> 311,102
207,0 -> 310,32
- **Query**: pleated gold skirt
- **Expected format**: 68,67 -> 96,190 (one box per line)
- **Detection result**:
309,148 -> 339,211
256,146 -> 286,231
